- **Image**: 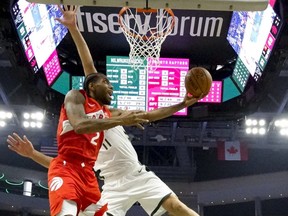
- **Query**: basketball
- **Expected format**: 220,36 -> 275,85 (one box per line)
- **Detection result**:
185,67 -> 213,98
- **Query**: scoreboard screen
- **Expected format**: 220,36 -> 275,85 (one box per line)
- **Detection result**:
106,56 -> 222,115
11,0 -> 68,85
106,56 -> 189,116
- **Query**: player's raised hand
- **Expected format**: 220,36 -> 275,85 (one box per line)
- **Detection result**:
119,110 -> 149,126
182,92 -> 203,107
7,133 -> 34,158
55,5 -> 78,29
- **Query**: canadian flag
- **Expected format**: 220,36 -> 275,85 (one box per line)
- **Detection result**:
217,141 -> 248,161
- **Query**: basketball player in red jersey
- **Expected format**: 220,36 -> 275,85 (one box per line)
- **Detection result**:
7,5 -> 201,216
48,72 -> 148,216
47,79 -> 110,216
14,5 -> 149,216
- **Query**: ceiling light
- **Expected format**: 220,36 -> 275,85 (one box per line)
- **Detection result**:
23,121 -> 29,128
33,112 -> 44,120
275,119 -> 288,128
36,122 -> 43,128
258,119 -> 266,126
252,127 -> 258,134
274,120 -> 280,127
245,119 -> 252,126
279,128 -> 288,136
258,128 -> 266,135
30,122 -> 36,128
0,121 -> 6,127
23,113 -> 30,119
6,112 -> 12,119
246,128 -> 252,134
283,120 -> 288,127
0,111 -> 5,119
0,111 -> 13,119
252,119 -> 258,126
30,113 -> 36,119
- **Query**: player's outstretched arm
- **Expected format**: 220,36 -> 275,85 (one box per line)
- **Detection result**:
55,5 -> 97,76
7,133 -> 52,169
144,92 -> 202,122
110,93 -> 202,123
65,90 -> 149,133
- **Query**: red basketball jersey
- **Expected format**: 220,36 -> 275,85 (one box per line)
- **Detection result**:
56,90 -> 111,166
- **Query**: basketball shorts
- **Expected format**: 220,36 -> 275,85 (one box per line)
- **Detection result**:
101,165 -> 173,216
48,157 -> 107,216
57,199 -> 108,216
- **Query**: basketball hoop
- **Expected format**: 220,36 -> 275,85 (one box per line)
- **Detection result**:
118,7 -> 175,69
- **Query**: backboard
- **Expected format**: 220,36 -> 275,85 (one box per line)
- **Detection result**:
26,0 -> 269,11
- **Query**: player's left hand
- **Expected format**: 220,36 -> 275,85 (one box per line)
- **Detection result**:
55,5 -> 78,29
7,133 -> 35,158
183,92 -> 203,107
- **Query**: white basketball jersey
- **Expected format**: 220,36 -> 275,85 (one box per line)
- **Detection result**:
94,126 -> 140,179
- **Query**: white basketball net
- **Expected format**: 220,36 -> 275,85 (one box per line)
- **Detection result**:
118,7 -> 175,69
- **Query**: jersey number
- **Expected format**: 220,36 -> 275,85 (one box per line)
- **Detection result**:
91,132 -> 100,145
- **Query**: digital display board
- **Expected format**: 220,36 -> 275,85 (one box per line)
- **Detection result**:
227,0 -> 282,84
106,56 -> 189,115
106,56 -> 222,115
231,58 -> 250,92
11,0 -> 68,85
147,57 -> 190,115
71,73 -> 222,107
227,11 -> 248,55
43,49 -> 62,85
199,81 -> 222,103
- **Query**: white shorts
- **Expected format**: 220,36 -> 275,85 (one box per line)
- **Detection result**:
57,199 -> 108,216
57,200 -> 77,216
101,165 -> 173,216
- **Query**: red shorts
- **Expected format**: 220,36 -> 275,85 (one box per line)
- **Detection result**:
48,157 -> 105,216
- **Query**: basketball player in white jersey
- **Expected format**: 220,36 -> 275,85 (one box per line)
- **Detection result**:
7,5 -> 200,216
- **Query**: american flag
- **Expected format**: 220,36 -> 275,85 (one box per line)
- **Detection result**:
40,137 -> 58,156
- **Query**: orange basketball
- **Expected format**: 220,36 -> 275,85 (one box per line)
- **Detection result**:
185,67 -> 212,98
